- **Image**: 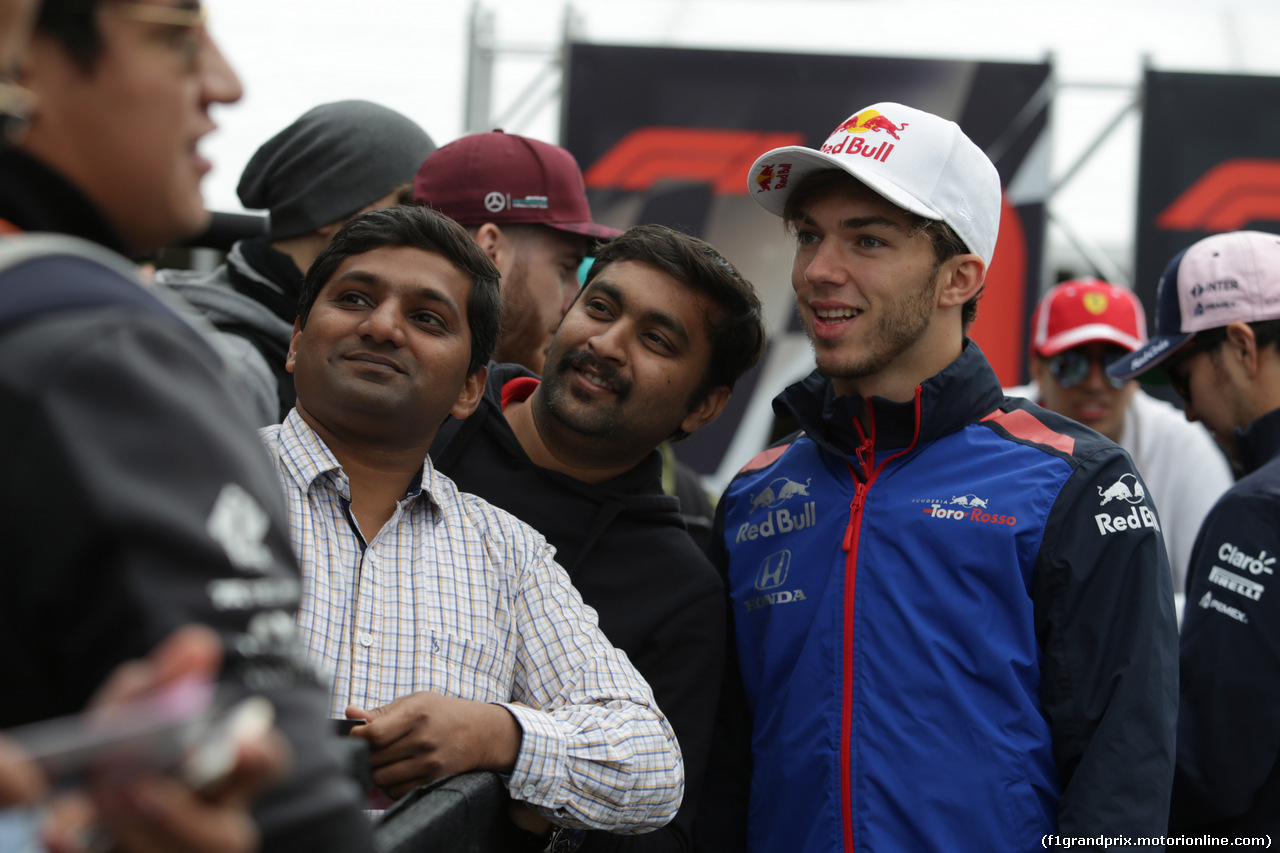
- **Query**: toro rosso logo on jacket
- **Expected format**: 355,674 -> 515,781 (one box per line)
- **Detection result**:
744,550 -> 808,613
737,478 -> 817,544
916,494 -> 1017,526
1094,473 -> 1160,536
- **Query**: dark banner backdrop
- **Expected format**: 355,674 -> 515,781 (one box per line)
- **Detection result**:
1137,70 -> 1280,328
562,44 -> 1051,484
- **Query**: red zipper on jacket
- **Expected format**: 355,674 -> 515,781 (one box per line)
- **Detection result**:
839,387 -> 924,853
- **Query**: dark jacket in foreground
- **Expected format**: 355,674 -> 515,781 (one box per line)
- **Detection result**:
1173,406 -> 1280,835
699,340 -> 1178,852
0,148 -> 372,853
431,361 -> 725,853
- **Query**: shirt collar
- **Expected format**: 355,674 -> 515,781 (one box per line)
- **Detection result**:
280,409 -> 442,508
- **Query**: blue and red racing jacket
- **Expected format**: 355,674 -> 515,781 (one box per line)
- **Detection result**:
708,342 -> 1178,853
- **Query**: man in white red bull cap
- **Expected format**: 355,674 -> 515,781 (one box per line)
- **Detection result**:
698,102 -> 1177,852
1008,278 -> 1233,619
1110,230 -> 1280,835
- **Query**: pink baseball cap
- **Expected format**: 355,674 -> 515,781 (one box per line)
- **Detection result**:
746,102 -> 1002,266
412,130 -> 621,240
1029,278 -> 1147,358
1109,231 -> 1280,381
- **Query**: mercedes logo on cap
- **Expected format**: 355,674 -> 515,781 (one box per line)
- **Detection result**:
484,192 -> 506,213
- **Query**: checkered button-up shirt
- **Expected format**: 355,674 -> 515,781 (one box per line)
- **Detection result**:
260,411 -> 684,831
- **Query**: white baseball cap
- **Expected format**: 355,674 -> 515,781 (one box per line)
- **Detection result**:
747,102 -> 1002,266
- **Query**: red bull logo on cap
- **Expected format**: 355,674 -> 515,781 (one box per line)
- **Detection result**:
832,109 -> 911,140
755,162 -> 792,193
820,109 -> 905,162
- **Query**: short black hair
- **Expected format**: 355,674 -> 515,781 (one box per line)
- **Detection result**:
298,205 -> 501,375
583,224 -> 766,436
1250,319 -> 1280,352
1196,320 -> 1280,363
35,0 -> 105,71
781,168 -> 979,331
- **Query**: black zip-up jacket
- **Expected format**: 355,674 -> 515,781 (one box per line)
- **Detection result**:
1173,406 -> 1280,835
431,361 -> 725,853
0,148 -> 372,852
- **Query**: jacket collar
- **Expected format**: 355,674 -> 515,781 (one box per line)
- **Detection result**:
0,148 -> 131,256
1236,406 -> 1280,475
776,339 -> 1005,457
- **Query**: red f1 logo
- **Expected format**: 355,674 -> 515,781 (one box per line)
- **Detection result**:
584,128 -> 806,195
1156,159 -> 1280,231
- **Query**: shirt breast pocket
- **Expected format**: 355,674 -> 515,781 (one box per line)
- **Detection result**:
419,630 -> 510,703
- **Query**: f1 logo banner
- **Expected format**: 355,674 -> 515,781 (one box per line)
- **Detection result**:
563,44 -> 1050,484
1137,70 -> 1280,327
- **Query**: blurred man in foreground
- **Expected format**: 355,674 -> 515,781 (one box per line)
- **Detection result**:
431,223 -> 766,851
0,0 -> 372,848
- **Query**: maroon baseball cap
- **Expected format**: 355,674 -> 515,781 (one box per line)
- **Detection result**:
412,130 -> 621,240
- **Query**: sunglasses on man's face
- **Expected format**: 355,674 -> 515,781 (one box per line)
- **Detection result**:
1046,346 -> 1129,390
1164,329 -> 1230,402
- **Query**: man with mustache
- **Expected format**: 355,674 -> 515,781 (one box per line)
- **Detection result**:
429,223 -> 766,851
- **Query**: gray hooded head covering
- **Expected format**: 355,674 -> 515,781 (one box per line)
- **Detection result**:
237,100 -> 435,241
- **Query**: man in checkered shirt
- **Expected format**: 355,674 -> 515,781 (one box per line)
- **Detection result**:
259,204 -> 683,840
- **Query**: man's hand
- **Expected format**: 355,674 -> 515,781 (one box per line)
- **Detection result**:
0,735 -> 46,806
346,691 -> 522,800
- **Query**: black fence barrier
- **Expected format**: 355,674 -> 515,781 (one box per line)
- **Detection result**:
372,771 -> 542,853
